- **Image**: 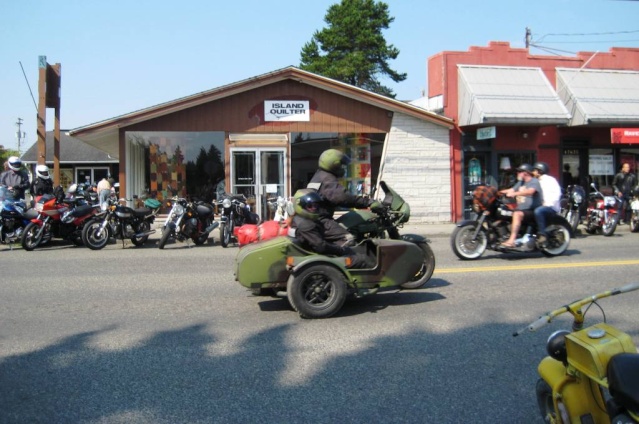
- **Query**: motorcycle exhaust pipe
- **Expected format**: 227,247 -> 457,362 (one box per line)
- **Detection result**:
134,229 -> 156,237
204,221 -> 219,233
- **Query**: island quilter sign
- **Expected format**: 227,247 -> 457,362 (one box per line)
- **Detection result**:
611,128 -> 639,144
264,100 -> 310,122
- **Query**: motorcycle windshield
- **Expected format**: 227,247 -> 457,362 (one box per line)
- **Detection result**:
379,181 -> 410,223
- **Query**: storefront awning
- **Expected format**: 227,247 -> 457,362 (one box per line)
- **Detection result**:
458,65 -> 571,127
557,68 -> 639,126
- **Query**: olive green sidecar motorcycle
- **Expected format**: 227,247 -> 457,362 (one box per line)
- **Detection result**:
234,236 -> 424,319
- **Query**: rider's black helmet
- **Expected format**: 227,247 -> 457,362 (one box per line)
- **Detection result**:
516,163 -> 533,174
293,189 -> 322,220
533,162 -> 550,175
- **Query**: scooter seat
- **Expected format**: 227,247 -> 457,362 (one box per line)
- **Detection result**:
607,353 -> 639,413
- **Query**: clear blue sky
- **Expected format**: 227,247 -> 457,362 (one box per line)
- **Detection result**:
2,0 -> 638,153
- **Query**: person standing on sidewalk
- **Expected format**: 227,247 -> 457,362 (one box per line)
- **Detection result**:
612,163 -> 637,224
97,176 -> 112,209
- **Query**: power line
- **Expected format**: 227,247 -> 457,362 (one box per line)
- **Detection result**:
19,61 -> 38,113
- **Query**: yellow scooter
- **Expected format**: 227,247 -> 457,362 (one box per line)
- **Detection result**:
514,283 -> 639,423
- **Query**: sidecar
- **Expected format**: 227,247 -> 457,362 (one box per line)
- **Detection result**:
234,236 -> 424,318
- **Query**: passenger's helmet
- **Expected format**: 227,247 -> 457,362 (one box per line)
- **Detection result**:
318,149 -> 351,177
516,163 -> 533,174
7,156 -> 21,171
293,189 -> 322,220
533,162 -> 550,175
36,164 -> 50,179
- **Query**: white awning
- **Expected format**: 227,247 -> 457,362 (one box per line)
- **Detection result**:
458,65 -> 571,126
556,68 -> 639,126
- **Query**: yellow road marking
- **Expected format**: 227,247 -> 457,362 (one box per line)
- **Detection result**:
434,260 -> 639,274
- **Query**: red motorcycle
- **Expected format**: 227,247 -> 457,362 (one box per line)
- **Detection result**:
584,183 -> 621,236
21,188 -> 99,251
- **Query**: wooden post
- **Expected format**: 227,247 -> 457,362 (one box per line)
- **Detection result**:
52,63 -> 61,186
37,56 -> 47,166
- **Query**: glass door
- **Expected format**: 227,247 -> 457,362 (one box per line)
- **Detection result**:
230,147 -> 287,221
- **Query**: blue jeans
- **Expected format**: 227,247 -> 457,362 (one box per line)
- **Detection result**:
534,206 -> 557,236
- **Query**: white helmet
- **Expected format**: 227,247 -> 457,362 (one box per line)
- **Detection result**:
36,164 -> 50,180
8,156 -> 21,171
67,183 -> 78,194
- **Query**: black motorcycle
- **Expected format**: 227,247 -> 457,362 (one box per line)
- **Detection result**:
559,184 -> 586,234
158,197 -> 218,249
451,185 -> 572,260
217,193 -> 260,248
0,186 -> 31,246
82,196 -> 162,250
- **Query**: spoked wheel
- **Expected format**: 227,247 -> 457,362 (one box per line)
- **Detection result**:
602,213 -> 619,236
630,211 -> 639,233
158,225 -> 173,249
541,223 -> 571,257
82,219 -> 110,250
535,379 -> 557,423
21,222 -> 44,251
220,222 -> 233,248
450,224 -> 487,260
401,242 -> 436,289
565,209 -> 580,234
287,265 -> 347,319
131,221 -> 150,246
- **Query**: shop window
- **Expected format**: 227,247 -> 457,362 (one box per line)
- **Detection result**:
588,149 -> 614,189
497,153 -> 535,190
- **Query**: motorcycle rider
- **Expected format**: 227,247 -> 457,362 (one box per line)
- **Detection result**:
612,162 -> 637,224
31,164 -> 54,197
0,156 -> 30,200
307,149 -> 383,244
290,189 -> 372,268
532,162 -> 562,245
499,163 -> 542,248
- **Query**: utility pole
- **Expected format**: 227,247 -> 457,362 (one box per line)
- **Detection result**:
525,27 -> 531,49
15,117 -> 26,155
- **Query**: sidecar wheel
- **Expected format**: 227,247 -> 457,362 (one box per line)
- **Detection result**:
158,226 -> 173,249
541,223 -> 570,257
21,222 -> 43,251
630,211 -> 639,233
535,379 -> 557,423
131,221 -> 150,246
451,224 -> 487,260
287,265 -> 347,319
602,213 -> 619,236
401,242 -> 435,289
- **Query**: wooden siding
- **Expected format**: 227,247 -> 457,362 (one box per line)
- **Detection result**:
125,80 -> 393,134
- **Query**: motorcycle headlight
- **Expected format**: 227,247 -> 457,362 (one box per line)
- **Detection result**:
222,198 -> 232,209
546,330 -> 569,364
572,192 -> 583,204
174,204 -> 185,215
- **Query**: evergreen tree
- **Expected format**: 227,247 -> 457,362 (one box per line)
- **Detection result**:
300,0 -> 406,98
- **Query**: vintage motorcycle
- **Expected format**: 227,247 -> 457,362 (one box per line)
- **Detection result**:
560,184 -> 587,234
21,187 -> 99,251
629,186 -> 639,233
217,193 -> 260,248
335,180 -> 435,289
585,183 -> 621,236
451,185 -> 571,260
0,186 -> 31,245
158,197 -> 218,249
82,196 -> 162,250
514,283 -> 639,423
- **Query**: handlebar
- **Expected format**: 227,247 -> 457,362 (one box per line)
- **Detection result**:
513,282 -> 639,337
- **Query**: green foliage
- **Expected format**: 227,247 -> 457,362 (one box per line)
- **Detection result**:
300,0 -> 406,98
0,147 -> 20,167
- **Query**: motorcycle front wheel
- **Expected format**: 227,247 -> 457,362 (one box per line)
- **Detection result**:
220,222 -> 233,248
541,223 -> 571,257
82,219 -> 110,250
630,211 -> 639,233
451,223 -> 487,260
565,209 -> 580,234
158,225 -> 173,249
21,222 -> 44,251
602,213 -> 619,236
287,265 -> 347,319
401,242 -> 436,289
535,379 -> 557,423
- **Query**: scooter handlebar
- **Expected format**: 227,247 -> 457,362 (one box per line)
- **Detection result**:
513,315 -> 549,337
616,282 -> 639,294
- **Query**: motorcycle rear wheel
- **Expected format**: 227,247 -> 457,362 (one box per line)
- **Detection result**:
535,379 -> 557,423
158,226 -> 173,249
287,265 -> 347,319
541,223 -> 571,257
82,219 -> 110,250
21,222 -> 44,251
451,223 -> 487,260
602,213 -> 619,236
401,242 -> 436,289
131,221 -> 150,246
630,211 -> 639,233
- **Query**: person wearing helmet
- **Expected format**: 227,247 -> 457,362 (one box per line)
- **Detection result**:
307,149 -> 384,243
0,156 -> 30,200
290,189 -> 372,268
498,163 -> 542,248
31,164 -> 54,196
532,162 -> 561,245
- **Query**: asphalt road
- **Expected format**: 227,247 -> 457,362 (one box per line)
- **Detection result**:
1,226 -> 638,423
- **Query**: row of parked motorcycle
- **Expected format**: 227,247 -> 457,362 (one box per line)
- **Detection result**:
0,183 -> 264,251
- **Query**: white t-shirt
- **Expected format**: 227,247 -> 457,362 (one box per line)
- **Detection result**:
538,174 -> 562,212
